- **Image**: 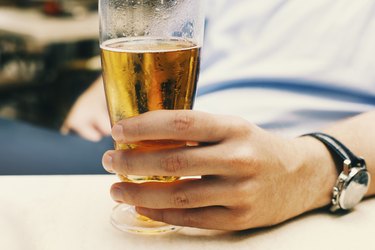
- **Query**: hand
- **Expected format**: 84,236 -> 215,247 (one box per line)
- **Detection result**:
61,78 -> 111,142
102,110 -> 336,231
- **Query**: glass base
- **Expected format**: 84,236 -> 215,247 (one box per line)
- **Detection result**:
111,204 -> 181,234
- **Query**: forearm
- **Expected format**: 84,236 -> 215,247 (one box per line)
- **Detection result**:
324,111 -> 375,195
297,111 -> 375,211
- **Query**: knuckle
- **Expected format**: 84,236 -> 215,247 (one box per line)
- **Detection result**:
230,208 -> 252,230
171,112 -> 194,132
160,153 -> 188,174
181,211 -> 198,226
226,153 -> 248,169
122,154 -> 134,174
230,117 -> 254,136
230,180 -> 253,205
133,120 -> 143,138
225,147 -> 257,174
114,151 -> 134,174
126,185 -> 142,205
123,119 -> 142,139
171,189 -> 191,208
234,181 -> 250,198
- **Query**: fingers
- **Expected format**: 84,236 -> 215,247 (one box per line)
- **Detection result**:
110,178 -> 238,209
61,121 -> 103,142
94,116 -> 111,136
77,126 -> 103,142
112,110 -> 241,143
135,206 -> 238,230
103,145 -> 229,177
60,124 -> 70,135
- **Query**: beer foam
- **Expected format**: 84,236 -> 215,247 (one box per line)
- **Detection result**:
100,37 -> 199,53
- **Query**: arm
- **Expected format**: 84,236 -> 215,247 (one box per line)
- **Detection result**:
61,77 -> 111,142
102,110 -> 375,230
321,111 -> 375,196
293,111 -> 375,211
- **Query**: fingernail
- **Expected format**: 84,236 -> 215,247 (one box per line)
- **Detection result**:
111,187 -> 123,202
102,153 -> 114,173
112,124 -> 123,141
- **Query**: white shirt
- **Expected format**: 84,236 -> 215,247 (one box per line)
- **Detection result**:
195,0 -> 375,136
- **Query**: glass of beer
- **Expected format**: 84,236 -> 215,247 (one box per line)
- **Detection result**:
99,0 -> 205,234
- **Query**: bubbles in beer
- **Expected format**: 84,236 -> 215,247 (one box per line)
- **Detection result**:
101,37 -> 201,183
101,37 -> 200,122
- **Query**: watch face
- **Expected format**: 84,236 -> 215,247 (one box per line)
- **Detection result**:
340,170 -> 370,210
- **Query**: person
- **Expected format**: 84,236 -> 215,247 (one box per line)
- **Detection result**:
0,79 -> 111,175
0,116 -> 111,175
99,0 -> 375,231
1,0 -> 374,230
61,78 -> 111,142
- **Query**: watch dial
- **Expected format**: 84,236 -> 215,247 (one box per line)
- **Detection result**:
340,170 -> 370,210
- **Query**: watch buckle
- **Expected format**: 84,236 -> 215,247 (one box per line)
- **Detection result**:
343,159 -> 351,174
330,159 -> 352,212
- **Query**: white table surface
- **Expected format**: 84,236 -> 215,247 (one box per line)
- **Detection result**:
1,175 -> 374,250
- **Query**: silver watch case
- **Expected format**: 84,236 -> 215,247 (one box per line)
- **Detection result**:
331,159 -> 371,212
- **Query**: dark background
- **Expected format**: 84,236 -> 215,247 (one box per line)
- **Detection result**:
0,0 -> 100,130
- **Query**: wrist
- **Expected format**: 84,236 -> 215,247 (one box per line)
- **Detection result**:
293,136 -> 337,211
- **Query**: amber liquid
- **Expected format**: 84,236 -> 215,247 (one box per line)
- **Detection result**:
101,37 -> 201,183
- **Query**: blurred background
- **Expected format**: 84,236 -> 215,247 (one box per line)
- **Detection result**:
0,0 -> 100,130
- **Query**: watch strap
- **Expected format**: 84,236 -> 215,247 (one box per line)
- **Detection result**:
303,133 -> 364,169
303,132 -> 369,212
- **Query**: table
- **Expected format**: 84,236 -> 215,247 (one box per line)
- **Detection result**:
1,175 -> 374,250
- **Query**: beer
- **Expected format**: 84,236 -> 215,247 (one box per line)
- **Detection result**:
101,37 -> 201,183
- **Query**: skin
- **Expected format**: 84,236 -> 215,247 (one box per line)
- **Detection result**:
102,110 -> 375,231
61,78 -> 111,142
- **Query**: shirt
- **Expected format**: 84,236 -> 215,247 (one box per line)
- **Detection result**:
195,0 -> 375,136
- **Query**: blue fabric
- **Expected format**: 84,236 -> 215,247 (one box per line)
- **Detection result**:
197,78 -> 375,105
0,118 -> 112,175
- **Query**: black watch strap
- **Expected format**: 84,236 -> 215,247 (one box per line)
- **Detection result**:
302,133 -> 364,169
303,132 -> 369,212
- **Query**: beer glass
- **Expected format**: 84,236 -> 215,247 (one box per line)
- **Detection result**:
99,0 -> 205,234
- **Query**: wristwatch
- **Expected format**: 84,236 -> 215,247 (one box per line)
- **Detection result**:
304,133 -> 371,212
